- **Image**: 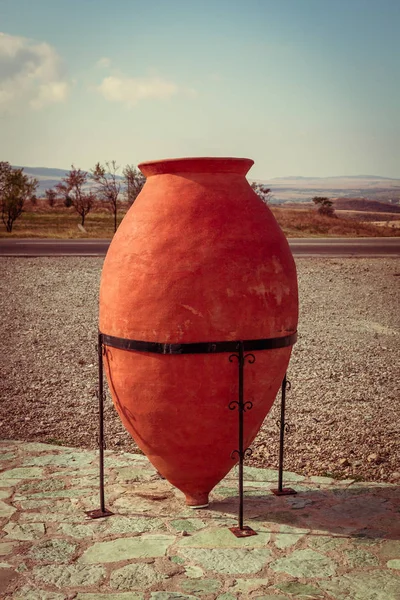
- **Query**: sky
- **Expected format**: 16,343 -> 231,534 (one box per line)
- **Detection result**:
0,0 -> 399,179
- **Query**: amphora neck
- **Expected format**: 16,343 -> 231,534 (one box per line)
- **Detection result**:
138,157 -> 254,178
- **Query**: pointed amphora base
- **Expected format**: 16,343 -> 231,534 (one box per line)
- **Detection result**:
185,491 -> 210,509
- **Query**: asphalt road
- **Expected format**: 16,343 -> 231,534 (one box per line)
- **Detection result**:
0,237 -> 399,257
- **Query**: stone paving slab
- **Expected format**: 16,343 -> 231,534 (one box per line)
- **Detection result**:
0,440 -> 399,599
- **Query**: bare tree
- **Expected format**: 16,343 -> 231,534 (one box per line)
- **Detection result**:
123,164 -> 145,206
0,162 -> 38,232
56,166 -> 95,227
91,160 -> 121,233
251,182 -> 272,204
312,196 -> 335,217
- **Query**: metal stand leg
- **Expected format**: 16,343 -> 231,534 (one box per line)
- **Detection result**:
86,333 -> 114,519
272,374 -> 296,496
229,342 -> 257,537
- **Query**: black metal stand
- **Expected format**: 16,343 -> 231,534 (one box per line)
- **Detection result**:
271,374 -> 297,496
87,331 -> 297,527
86,333 -> 113,519
228,341 -> 257,537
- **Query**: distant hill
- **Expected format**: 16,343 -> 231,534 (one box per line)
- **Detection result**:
271,174 -> 397,181
255,175 -> 400,204
13,166 -> 71,196
15,166 -> 69,178
14,166 -> 124,196
332,197 -> 400,213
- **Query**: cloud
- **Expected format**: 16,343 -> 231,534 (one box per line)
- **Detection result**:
96,57 -> 111,68
0,32 -> 70,112
97,74 -> 189,107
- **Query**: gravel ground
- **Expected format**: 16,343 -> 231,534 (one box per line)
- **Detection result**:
0,256 -> 399,484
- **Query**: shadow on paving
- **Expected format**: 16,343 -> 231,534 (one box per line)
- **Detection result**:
210,485 -> 400,541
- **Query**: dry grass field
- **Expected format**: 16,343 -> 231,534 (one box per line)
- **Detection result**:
1,199 -> 400,238
0,209 -> 124,239
270,207 -> 399,237
336,209 -> 400,223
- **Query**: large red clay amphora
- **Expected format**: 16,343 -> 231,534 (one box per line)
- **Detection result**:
99,157 -> 298,507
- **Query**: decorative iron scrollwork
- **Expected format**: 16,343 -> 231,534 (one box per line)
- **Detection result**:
276,419 -> 290,433
230,447 -> 252,461
229,352 -> 256,365
229,400 -> 253,412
